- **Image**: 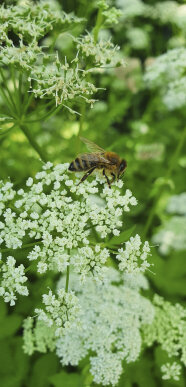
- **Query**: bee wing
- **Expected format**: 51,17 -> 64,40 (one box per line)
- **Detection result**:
80,137 -> 106,154
78,153 -> 113,165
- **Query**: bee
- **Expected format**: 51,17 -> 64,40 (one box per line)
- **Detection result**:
68,137 -> 127,188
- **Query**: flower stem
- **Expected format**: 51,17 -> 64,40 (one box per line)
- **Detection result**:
65,265 -> 70,293
19,123 -> 48,162
93,7 -> 103,44
77,102 -> 86,154
0,241 -> 42,253
26,103 -> 62,123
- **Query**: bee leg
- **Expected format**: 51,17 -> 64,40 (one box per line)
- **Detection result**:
77,167 -> 96,186
103,169 -> 111,189
111,173 -> 116,183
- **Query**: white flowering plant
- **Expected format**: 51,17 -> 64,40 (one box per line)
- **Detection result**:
0,162 -> 185,385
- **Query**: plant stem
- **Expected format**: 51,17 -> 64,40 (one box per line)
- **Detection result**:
26,103 -> 62,123
0,79 -> 17,118
93,7 -> 103,43
65,265 -> 70,293
144,126 -> 186,236
77,102 -> 86,154
19,123 -> 48,162
0,240 -> 43,254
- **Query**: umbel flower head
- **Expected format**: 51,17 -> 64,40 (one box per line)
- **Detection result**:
0,1 -> 82,42
144,47 -> 186,110
142,294 -> 186,377
30,54 -> 99,108
0,1 -> 82,71
23,268 -> 155,386
0,161 -> 154,307
116,234 -> 151,273
152,192 -> 186,255
75,33 -> 125,68
0,163 -> 139,283
0,255 -> 28,306
35,288 -> 80,337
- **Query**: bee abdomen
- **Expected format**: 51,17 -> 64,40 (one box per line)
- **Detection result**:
69,158 -> 89,171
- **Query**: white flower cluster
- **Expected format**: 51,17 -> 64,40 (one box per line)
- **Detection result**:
0,181 -> 15,216
144,48 -> 186,110
143,294 -> 186,369
163,76 -> 186,110
166,192 -> 186,215
152,217 -> 186,255
72,245 -> 110,282
0,255 -> 28,306
116,0 -> 146,20
0,163 -> 137,283
117,0 -> 186,31
76,33 -> 125,68
35,288 -> 80,337
23,317 -> 56,355
30,55 -> 98,108
23,268 -> 154,386
152,193 -> 186,254
0,1 -> 81,42
0,1 -> 82,71
161,362 -> 182,381
126,28 -> 149,50
116,234 -> 151,273
151,2 -> 186,30
56,269 -> 154,386
0,38 -> 41,70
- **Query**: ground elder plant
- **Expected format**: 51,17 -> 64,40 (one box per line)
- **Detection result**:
0,162 -> 185,385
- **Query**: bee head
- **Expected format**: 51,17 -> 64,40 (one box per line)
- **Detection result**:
117,159 -> 127,180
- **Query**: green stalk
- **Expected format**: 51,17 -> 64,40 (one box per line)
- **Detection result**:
19,123 -> 48,162
144,126 -> 186,236
26,99 -> 54,117
22,92 -> 34,115
93,7 -> 103,44
26,103 -> 62,123
18,72 -> 23,111
65,264 -> 70,293
77,102 -> 86,154
0,240 -> 43,254
0,68 -> 18,118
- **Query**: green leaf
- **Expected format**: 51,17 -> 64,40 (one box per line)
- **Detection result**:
0,300 -> 7,322
0,338 -> 29,387
29,353 -> 58,387
108,225 -> 136,247
49,371 -> 82,387
119,354 -> 157,387
0,314 -> 22,339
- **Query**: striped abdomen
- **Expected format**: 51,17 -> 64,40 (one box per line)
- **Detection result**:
68,157 -> 96,171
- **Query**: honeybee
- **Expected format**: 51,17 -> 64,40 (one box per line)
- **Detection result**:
68,137 -> 127,188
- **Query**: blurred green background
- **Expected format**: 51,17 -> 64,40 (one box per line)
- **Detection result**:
0,0 -> 186,386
